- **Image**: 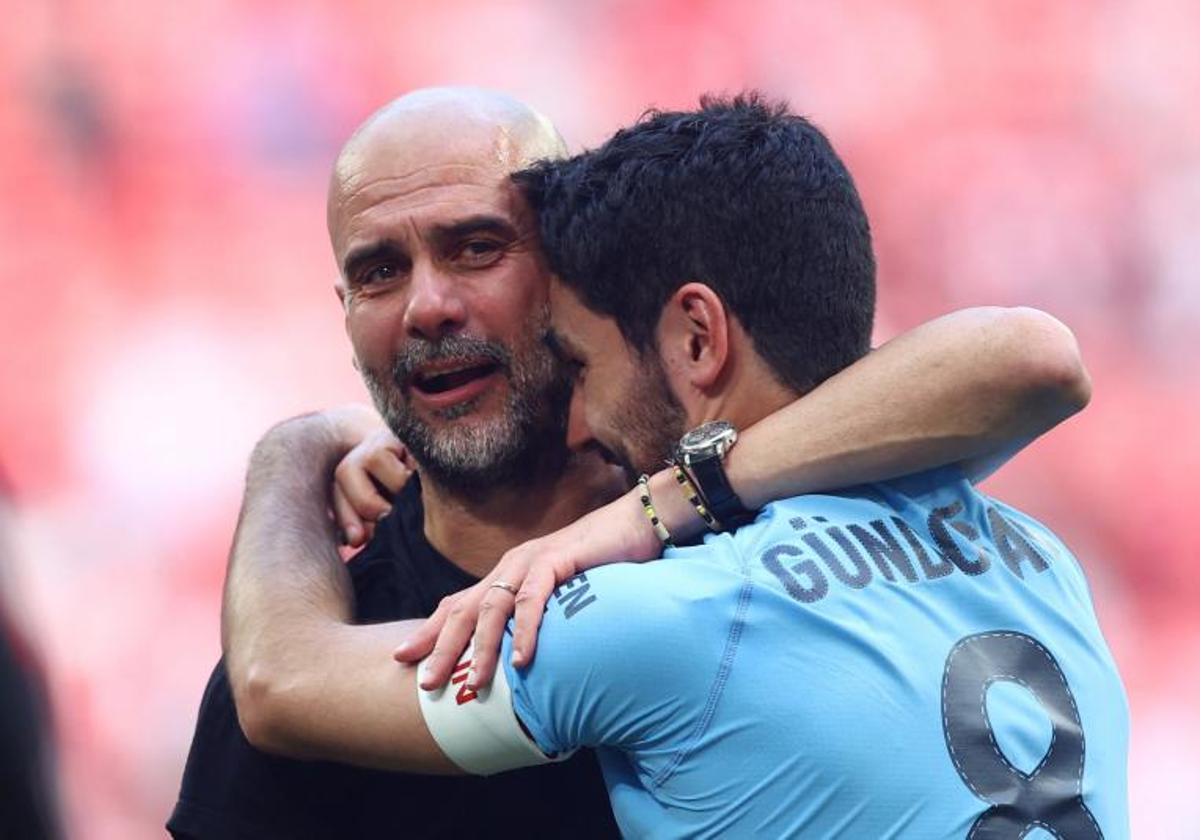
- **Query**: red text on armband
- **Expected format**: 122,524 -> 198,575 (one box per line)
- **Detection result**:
451,658 -> 478,706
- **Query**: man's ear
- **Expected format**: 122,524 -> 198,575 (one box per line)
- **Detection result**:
656,282 -> 729,391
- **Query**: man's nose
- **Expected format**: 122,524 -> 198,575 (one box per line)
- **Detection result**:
565,385 -> 595,451
403,261 -> 467,340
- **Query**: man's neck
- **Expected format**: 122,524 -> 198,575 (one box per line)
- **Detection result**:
419,453 -> 624,579
700,365 -> 799,435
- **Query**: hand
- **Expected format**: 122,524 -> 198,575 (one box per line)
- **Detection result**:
333,429 -> 413,547
394,486 -> 664,690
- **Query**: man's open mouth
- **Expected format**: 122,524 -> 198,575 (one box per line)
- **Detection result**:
410,361 -> 502,396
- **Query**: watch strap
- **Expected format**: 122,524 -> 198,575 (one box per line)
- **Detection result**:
683,453 -> 754,529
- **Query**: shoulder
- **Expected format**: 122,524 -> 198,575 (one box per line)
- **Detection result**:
735,467 -> 978,547
760,466 -> 971,518
506,553 -> 750,752
539,546 -> 743,645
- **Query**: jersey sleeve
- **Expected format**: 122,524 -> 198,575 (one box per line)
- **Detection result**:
501,541 -> 747,762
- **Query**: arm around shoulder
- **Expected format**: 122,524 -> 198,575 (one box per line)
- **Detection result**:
717,305 -> 1093,510
222,410 -> 459,774
233,620 -> 458,774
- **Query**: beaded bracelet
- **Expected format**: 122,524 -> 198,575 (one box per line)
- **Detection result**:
637,474 -> 674,547
671,463 -> 721,532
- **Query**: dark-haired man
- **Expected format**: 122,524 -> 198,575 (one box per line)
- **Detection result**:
497,95 -> 1129,835
213,90 -> 1123,838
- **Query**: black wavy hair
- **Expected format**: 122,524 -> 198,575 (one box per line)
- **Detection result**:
515,92 -> 876,394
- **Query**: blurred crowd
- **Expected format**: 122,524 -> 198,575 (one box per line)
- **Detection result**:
0,1 -> 1196,837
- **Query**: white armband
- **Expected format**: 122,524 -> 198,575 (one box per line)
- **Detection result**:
417,639 -> 574,775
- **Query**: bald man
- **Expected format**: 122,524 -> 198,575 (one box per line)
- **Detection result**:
172,88 -> 1091,839
169,89 -> 625,840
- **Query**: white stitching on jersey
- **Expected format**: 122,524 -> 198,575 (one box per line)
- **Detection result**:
949,631 -> 1101,839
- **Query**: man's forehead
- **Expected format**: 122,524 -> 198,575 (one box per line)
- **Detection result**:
332,135 -> 511,214
330,100 -> 548,202
327,89 -> 565,252
329,153 -> 531,260
342,126 -> 509,184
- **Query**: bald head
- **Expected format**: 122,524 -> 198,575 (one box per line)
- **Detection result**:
329,87 -> 565,229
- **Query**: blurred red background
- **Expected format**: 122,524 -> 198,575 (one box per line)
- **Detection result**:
1,1 -> 1196,837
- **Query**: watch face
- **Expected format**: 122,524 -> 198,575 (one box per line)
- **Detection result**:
679,420 -> 737,455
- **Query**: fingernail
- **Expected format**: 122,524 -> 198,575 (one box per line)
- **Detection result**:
346,525 -> 361,543
376,507 -> 392,522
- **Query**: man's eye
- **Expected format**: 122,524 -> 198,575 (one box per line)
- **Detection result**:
361,264 -> 398,285
458,240 -> 503,264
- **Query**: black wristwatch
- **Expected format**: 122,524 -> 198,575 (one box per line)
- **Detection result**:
673,420 -> 755,529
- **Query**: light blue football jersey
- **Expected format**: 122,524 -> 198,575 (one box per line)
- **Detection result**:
501,468 -> 1129,838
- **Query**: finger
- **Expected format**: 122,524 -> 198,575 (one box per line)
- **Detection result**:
393,600 -> 450,662
364,446 -> 412,495
466,588 -> 516,689
332,484 -> 368,547
512,566 -> 558,667
419,596 -> 480,690
335,458 -> 393,524
394,440 -> 416,472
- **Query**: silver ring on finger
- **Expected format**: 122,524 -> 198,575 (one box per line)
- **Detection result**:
488,581 -> 518,596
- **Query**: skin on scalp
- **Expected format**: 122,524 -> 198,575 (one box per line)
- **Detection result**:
327,86 -> 567,242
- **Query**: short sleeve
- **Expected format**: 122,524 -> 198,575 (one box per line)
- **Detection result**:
502,543 -> 748,763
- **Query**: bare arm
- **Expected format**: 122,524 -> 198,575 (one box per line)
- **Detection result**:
222,408 -> 458,772
406,306 -> 1092,688
725,305 -> 1089,509
646,306 -> 1090,546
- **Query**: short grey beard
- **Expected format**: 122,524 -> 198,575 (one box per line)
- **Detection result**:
360,333 -> 570,495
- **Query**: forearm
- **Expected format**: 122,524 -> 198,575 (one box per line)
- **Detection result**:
222,415 -> 351,722
732,306 -> 1089,505
649,307 -> 1089,541
220,414 -> 456,770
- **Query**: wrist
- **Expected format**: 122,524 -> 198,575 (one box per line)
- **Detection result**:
644,468 -> 707,545
618,484 -> 668,560
673,420 -> 754,529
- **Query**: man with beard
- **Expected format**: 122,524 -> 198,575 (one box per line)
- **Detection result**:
169,88 -> 625,840
178,88 -> 1099,839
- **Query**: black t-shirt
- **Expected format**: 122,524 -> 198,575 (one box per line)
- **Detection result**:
167,479 -> 619,839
